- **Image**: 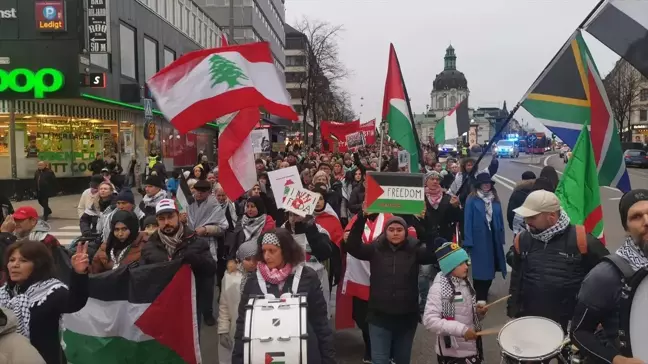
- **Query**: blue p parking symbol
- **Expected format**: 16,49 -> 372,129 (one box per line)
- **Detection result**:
43,6 -> 57,20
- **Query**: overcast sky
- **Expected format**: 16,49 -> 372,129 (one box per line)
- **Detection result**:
285,0 -> 620,134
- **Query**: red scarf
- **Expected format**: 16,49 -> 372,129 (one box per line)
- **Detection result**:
257,262 -> 293,285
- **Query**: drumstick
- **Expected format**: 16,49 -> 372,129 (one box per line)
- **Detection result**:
483,295 -> 512,309
476,327 -> 501,336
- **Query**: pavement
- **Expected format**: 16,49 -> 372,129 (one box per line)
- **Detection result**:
17,156 -> 633,363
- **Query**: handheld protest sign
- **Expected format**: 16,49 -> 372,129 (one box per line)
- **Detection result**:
345,131 -> 365,151
283,187 -> 320,217
364,172 -> 425,215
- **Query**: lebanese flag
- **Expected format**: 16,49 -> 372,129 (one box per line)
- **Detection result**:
335,213 -> 417,330
218,108 -> 259,201
220,33 -> 229,47
147,42 -> 298,133
314,204 -> 343,246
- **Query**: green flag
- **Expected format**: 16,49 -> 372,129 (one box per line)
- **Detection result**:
555,123 -> 605,243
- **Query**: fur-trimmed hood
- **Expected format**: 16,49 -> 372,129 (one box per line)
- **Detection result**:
514,179 -> 535,192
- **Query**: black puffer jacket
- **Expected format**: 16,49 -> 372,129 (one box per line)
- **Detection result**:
346,214 -> 437,317
507,225 -> 608,326
232,266 -> 336,364
140,225 -> 217,277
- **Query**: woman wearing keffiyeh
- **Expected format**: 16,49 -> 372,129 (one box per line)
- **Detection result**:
463,173 -> 507,302
225,196 -> 275,261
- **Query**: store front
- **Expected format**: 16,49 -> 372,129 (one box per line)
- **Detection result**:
0,98 -> 217,198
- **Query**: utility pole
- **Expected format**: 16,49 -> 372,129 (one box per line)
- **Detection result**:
229,0 -> 235,41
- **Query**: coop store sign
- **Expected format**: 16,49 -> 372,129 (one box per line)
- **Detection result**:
0,68 -> 64,98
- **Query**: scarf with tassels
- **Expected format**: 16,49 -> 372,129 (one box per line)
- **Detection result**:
440,274 -> 482,332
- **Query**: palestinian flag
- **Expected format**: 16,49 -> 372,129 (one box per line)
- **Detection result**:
63,261 -> 201,364
585,0 -> 648,79
265,352 -> 286,364
556,123 -> 605,243
434,98 -> 470,143
382,44 -> 423,173
365,172 -> 425,215
147,42 -> 298,134
521,30 -> 630,192
175,173 -> 194,212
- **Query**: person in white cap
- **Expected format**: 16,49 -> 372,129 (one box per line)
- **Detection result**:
139,199 -> 217,328
507,190 -> 608,332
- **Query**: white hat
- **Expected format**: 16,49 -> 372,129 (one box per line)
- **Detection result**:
155,199 -> 178,215
514,190 -> 561,218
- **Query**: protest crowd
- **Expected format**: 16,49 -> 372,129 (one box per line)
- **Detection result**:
0,19 -> 646,364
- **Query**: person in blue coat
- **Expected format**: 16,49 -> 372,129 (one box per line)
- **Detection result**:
463,172 -> 507,302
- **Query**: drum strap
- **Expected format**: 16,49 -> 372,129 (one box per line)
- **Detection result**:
256,264 -> 304,296
602,255 -> 635,282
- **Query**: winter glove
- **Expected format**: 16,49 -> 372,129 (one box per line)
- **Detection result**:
219,334 -> 233,350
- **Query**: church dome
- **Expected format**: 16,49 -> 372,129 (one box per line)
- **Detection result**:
433,45 -> 468,91
433,70 -> 468,90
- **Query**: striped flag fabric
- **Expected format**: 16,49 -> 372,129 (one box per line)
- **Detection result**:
521,30 -> 631,192
147,42 -> 298,133
217,108 -> 259,201
220,33 -> 229,47
63,262 -> 201,364
556,123 -> 605,243
585,0 -> 648,78
434,98 -> 469,143
175,173 -> 194,212
382,44 -> 423,172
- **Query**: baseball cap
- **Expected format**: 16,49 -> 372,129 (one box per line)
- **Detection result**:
513,190 -> 561,218
13,206 -> 39,220
155,199 -> 178,216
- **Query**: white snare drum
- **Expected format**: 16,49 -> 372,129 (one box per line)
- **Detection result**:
243,294 -> 308,364
498,316 -> 565,363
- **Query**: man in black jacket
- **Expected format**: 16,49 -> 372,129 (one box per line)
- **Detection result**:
34,161 -> 57,221
571,189 -> 648,364
506,171 -> 536,231
139,199 -> 217,328
508,190 -> 608,332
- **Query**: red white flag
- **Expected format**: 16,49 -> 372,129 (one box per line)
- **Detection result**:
147,42 -> 298,133
220,33 -> 229,47
218,109 -> 259,201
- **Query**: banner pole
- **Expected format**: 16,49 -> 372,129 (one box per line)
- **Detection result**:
378,121 -> 386,162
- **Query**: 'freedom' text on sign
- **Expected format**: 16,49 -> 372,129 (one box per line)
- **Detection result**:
384,187 -> 423,200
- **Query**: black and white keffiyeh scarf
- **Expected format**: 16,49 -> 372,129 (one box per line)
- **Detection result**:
440,275 -> 482,332
241,214 -> 266,243
0,278 -> 67,338
476,190 -> 494,228
528,210 -> 571,243
617,236 -> 648,272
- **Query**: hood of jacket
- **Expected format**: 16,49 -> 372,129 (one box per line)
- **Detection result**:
514,179 -> 535,192
31,220 -> 51,234
0,308 -> 18,336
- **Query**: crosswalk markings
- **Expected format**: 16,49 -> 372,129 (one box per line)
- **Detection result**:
50,226 -> 81,246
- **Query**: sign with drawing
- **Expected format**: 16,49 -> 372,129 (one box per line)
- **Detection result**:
282,187 -> 320,217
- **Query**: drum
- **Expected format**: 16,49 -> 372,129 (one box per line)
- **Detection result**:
242,294 -> 308,364
498,316 -> 566,363
619,268 -> 648,363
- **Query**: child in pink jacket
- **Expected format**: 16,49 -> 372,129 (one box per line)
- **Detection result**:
423,242 -> 488,364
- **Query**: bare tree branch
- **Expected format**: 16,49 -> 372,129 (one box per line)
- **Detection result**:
292,17 -> 352,144
604,59 -> 643,142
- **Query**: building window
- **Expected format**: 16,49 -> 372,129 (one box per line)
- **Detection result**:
119,23 -> 137,79
144,37 -> 159,81
640,109 -> 648,122
90,53 -> 110,69
640,89 -> 648,102
164,48 -> 176,67
158,0 -> 165,17
286,56 -> 305,66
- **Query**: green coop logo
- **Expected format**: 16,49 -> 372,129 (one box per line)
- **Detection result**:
0,68 -> 65,98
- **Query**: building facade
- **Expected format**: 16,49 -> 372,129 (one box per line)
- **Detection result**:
628,76 -> 648,143
284,24 -> 308,122
194,0 -> 285,71
0,0 -> 224,197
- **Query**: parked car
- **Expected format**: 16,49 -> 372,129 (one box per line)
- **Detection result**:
494,140 -> 519,158
624,149 -> 648,168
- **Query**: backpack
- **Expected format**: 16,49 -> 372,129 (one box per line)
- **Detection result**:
514,224 -> 587,255
601,254 -> 636,282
